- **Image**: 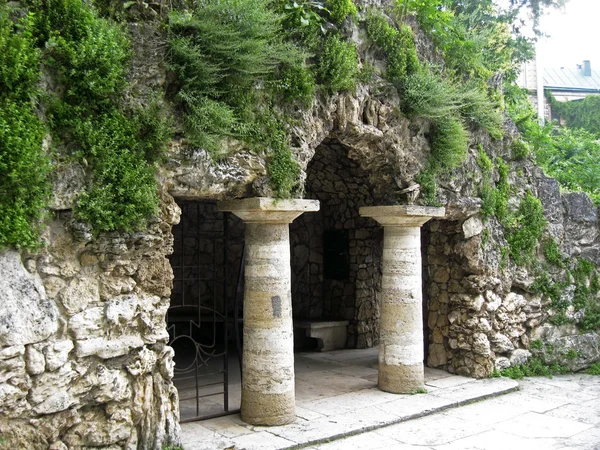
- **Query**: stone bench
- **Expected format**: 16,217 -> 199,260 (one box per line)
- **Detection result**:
294,321 -> 349,351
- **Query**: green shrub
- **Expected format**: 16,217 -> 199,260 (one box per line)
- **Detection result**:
476,145 -> 493,176
478,156 -> 510,223
318,35 -> 359,92
480,184 -> 496,220
69,110 -> 163,231
0,99 -> 50,249
477,145 -> 497,220
176,90 -> 239,158
572,258 -> 600,332
168,3 -> 300,97
543,238 -> 564,267
273,0 -> 326,44
511,139 -> 530,160
132,96 -> 174,164
358,60 -> 375,83
494,158 -> 510,223
415,168 -> 440,207
587,362 -> 600,375
0,8 -> 40,100
402,69 -> 461,120
76,148 -> 158,232
365,12 -> 418,84
530,339 -> 543,349
530,273 -> 564,308
326,0 -> 357,25
267,126 -> 301,198
0,7 -> 50,250
33,0 -> 169,233
429,116 -> 469,172
37,0 -> 130,107
458,81 -> 504,139
275,63 -> 315,103
167,0 -> 308,185
507,192 -> 546,266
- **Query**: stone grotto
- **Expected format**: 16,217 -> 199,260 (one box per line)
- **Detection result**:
1,1 -> 600,449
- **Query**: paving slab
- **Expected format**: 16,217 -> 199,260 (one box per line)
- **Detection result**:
436,396 -> 526,426
295,369 -> 375,391
229,431 -> 296,450
374,414 -> 487,447
432,429 -> 561,450
561,425 -> 600,450
494,411 -> 594,439
180,347 -> 519,450
545,398 -> 600,425
425,375 -> 473,389
304,430 -> 402,450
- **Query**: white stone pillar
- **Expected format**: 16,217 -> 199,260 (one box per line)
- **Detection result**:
360,205 -> 445,394
217,198 -> 319,425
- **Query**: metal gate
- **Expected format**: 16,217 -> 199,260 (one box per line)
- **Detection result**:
167,201 -> 243,422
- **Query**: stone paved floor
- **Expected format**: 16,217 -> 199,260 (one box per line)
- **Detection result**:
309,372 -> 600,450
179,347 -> 520,449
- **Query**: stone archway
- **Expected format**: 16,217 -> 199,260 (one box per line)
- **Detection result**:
289,138 -> 383,350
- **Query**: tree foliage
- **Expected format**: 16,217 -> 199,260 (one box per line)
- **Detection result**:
550,94 -> 600,136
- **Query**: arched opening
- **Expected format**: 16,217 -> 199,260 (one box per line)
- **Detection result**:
290,138 -> 383,350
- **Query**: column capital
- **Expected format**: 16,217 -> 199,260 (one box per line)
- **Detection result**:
359,205 -> 445,227
217,197 -> 320,224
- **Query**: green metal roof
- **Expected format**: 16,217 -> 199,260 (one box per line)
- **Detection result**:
544,67 -> 600,92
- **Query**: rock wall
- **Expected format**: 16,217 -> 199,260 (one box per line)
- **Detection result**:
425,166 -> 600,378
0,196 -> 181,449
2,2 -> 600,447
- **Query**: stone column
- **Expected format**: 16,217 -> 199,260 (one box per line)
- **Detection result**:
360,205 -> 445,394
217,197 -> 319,426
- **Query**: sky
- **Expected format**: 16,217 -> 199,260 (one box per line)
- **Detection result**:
536,0 -> 600,69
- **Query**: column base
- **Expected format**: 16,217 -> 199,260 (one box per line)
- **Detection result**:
378,362 -> 424,394
241,389 -> 296,426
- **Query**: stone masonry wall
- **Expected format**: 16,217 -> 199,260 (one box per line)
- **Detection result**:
425,171 -> 600,378
0,193 -> 181,449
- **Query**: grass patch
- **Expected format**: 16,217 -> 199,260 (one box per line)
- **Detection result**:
587,363 -> 600,375
493,356 -> 570,379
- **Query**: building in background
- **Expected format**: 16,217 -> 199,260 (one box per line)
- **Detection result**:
518,59 -> 600,122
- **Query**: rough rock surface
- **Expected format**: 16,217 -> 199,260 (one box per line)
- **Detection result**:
0,194 -> 181,449
2,1 -> 600,447
425,163 -> 600,377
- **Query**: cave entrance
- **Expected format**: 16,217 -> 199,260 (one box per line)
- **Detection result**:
167,200 -> 244,421
290,138 -> 383,351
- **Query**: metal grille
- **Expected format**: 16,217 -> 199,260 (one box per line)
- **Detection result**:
167,201 -> 241,422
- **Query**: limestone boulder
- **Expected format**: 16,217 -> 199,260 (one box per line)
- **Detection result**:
0,251 -> 59,347
563,192 -> 598,246
541,332 -> 600,372
59,275 -> 99,315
